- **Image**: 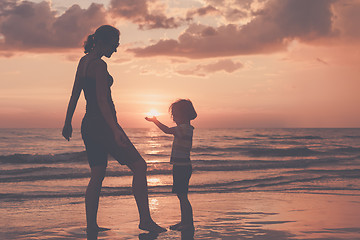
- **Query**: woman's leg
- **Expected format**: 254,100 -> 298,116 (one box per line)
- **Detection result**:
85,165 -> 106,231
127,159 -> 166,232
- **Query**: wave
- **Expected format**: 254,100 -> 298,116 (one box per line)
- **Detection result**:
0,166 -> 54,175
0,152 -> 88,164
193,146 -> 322,157
246,147 -> 319,157
149,135 -> 173,140
1,144 -> 360,166
245,134 -> 324,140
253,134 -> 271,138
144,153 -> 170,157
194,157 -> 358,172
3,155 -> 358,183
223,137 -> 255,140
329,147 -> 360,154
196,146 -> 360,157
288,136 -> 323,140
344,135 -> 360,139
0,167 -> 174,183
266,136 -> 323,140
3,171 -> 360,201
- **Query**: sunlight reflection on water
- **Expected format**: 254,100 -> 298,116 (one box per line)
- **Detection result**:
149,197 -> 159,211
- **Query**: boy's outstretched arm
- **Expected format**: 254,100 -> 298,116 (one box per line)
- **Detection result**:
145,117 -> 175,135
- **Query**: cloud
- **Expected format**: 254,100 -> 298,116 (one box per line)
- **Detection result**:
1,0 -> 358,56
0,0 -> 186,54
0,0 -> 17,16
333,0 -> 360,39
113,57 -> 132,64
186,0 -> 262,23
316,57 -> 329,65
0,1 -> 107,51
129,0 -> 337,58
186,5 -> 219,20
109,0 -> 184,29
176,59 -> 243,76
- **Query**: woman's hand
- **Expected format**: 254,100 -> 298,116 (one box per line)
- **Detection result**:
113,129 -> 129,147
62,123 -> 72,141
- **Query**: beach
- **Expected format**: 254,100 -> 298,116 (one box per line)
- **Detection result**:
1,0 -> 359,239
2,191 -> 360,239
1,128 -> 360,239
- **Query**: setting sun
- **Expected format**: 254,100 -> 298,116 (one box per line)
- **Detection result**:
146,109 -> 160,117
1,1 -> 360,239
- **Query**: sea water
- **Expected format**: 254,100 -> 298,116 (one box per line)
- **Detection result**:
1,128 -> 360,200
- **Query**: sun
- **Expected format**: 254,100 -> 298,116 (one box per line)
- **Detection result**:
146,108 -> 160,117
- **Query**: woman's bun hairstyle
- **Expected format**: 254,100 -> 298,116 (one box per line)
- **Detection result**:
84,34 -> 95,54
83,25 -> 120,54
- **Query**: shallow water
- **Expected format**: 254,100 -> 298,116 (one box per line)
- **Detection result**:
1,192 -> 360,239
1,128 -> 360,200
1,128 -> 360,239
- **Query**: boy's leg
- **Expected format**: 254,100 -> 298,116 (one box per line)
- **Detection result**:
177,193 -> 194,228
171,165 -> 193,230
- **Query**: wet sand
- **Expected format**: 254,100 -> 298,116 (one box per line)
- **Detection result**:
1,191 -> 360,239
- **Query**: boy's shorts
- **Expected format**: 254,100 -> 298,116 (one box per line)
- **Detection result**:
172,165 -> 192,194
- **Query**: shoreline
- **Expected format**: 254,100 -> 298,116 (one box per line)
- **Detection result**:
1,191 -> 360,239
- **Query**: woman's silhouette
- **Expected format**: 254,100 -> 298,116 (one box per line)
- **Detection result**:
62,25 -> 166,233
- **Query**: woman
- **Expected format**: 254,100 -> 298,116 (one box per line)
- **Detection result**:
62,25 -> 166,233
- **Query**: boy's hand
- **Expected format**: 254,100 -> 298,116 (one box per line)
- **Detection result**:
145,116 -> 157,122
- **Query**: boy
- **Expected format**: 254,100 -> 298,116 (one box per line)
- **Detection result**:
145,99 -> 197,230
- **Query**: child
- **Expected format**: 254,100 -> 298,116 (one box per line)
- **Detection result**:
145,99 -> 197,231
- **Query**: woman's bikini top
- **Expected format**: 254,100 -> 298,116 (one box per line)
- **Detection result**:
82,58 -> 117,121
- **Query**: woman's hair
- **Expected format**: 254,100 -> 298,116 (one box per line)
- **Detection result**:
84,25 -> 120,54
169,99 -> 197,121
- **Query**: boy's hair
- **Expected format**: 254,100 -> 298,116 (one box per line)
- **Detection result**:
169,99 -> 197,120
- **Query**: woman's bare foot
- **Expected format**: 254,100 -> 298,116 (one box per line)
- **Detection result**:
139,220 -> 167,233
169,222 -> 182,230
86,225 -> 111,232
176,223 -> 194,231
96,226 -> 111,232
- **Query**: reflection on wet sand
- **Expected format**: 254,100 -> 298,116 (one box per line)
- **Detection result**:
86,228 -> 112,240
139,231 -> 159,240
86,229 -> 98,240
138,228 -> 195,240
181,227 -> 195,240
4,191 -> 360,239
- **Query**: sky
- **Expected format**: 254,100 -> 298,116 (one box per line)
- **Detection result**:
0,0 -> 359,128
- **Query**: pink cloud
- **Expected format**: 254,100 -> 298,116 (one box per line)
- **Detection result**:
129,0 -> 338,58
186,0 -> 257,22
186,5 -> 219,20
176,59 -> 243,76
0,1 -> 107,51
0,0 -> 185,54
109,0 -> 184,29
316,57 -> 329,65
1,0 -> 358,57
333,0 -> 360,39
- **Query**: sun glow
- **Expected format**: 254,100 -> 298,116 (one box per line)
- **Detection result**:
146,109 -> 160,117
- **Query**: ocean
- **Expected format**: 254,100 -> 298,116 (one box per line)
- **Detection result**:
1,128 -> 360,200
1,128 -> 360,240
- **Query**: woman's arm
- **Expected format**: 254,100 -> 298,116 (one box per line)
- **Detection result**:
145,117 -> 175,135
62,62 -> 83,141
95,60 -> 128,146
